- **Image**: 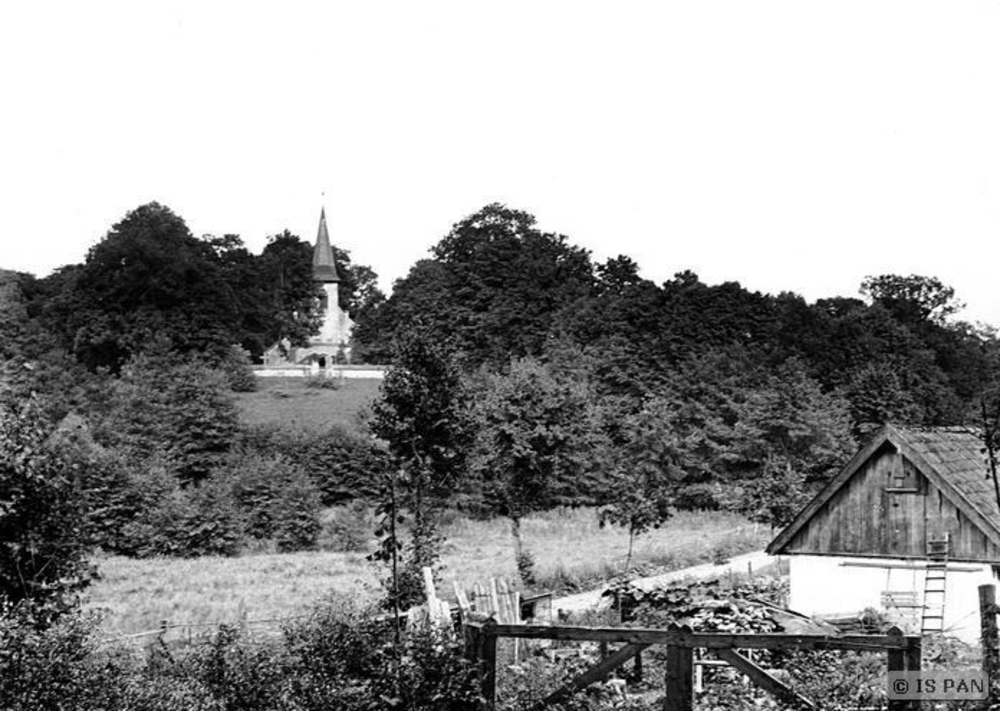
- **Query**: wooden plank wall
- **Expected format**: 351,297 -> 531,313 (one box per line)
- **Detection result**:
784,444 -> 1000,562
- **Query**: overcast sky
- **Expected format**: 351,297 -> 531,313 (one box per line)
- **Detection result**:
2,1 -> 999,326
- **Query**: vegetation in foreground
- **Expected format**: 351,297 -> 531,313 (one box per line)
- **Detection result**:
0,597 -> 482,711
7,574 -> 983,711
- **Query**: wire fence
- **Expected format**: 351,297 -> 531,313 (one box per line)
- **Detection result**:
99,613 -> 312,648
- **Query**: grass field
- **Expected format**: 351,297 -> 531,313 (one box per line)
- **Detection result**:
233,376 -> 382,435
84,508 -> 770,640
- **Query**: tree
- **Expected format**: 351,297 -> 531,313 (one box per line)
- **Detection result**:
54,203 -> 239,371
841,359 -> 923,436
0,399 -> 92,619
370,328 -> 471,604
0,270 -> 105,422
470,358 -> 610,584
723,360 -> 855,526
860,274 -> 963,326
358,204 -> 595,367
257,231 -> 324,355
600,399 -> 684,572
97,348 -> 239,485
203,233 -> 276,360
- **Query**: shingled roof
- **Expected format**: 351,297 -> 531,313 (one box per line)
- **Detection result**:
312,207 -> 342,283
767,424 -> 1000,555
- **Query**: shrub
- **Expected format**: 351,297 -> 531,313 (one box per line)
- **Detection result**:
319,502 -> 372,552
280,597 -> 481,710
0,400 -> 93,618
0,605 -> 128,711
0,596 -> 484,711
97,353 -> 239,485
116,462 -> 244,558
213,452 -> 322,552
222,345 -> 257,393
237,424 -> 388,505
271,473 -> 323,552
305,372 -> 342,389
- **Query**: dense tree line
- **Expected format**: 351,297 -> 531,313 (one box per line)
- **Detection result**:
360,203 -> 1000,585
21,202 -> 383,373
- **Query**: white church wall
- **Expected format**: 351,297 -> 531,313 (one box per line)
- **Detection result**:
252,365 -> 386,379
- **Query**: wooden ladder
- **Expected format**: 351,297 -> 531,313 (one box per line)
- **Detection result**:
921,534 -> 950,635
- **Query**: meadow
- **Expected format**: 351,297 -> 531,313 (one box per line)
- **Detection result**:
233,375 -> 381,435
84,507 -> 770,640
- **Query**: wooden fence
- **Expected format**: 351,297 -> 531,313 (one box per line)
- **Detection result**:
463,619 -> 922,711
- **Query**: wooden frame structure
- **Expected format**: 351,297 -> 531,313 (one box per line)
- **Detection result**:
464,619 -> 921,711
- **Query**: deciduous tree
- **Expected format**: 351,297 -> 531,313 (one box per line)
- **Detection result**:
471,358 -> 610,583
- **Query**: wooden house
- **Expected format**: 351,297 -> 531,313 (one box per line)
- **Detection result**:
767,425 -> 1000,640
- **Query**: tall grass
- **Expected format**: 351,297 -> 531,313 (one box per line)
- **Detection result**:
84,508 -> 770,639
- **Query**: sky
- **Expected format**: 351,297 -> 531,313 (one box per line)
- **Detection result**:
2,1 -> 999,326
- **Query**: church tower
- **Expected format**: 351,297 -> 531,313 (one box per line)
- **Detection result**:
261,207 -> 355,367
309,207 -> 354,360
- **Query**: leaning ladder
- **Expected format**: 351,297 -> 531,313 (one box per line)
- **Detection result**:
921,534 -> 950,635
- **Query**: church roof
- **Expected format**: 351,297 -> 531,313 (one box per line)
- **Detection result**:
312,207 -> 341,283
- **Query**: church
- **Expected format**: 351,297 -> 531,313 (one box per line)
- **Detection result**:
262,208 -> 355,367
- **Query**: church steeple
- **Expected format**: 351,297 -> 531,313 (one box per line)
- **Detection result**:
312,207 -> 341,283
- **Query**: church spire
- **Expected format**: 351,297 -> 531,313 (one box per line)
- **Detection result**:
312,207 -> 341,283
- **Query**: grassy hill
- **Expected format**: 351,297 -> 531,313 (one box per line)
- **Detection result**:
233,376 -> 382,436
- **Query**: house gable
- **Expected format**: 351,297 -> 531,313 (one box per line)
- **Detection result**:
768,426 -> 1000,563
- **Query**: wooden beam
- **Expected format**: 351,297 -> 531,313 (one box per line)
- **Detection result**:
716,648 -> 815,709
464,621 -> 915,650
530,643 -> 650,710
839,560 -> 983,572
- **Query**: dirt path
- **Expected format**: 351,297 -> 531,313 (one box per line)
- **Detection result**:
551,549 -> 775,615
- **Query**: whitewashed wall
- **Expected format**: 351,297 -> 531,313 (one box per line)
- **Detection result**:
251,365 -> 386,379
787,554 -> 996,642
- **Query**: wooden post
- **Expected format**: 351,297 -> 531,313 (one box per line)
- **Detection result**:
887,626 -> 918,711
464,622 -> 480,661
481,620 -> 497,709
599,640 -> 609,681
633,648 -> 643,683
980,584 -> 999,704
664,644 -> 694,711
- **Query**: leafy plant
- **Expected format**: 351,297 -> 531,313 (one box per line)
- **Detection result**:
0,399 -> 93,618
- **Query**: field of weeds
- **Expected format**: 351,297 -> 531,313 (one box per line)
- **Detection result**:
85,507 -> 770,640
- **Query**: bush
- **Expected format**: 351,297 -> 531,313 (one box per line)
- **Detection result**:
214,452 -> 322,552
1,597 -> 483,711
223,345 -> 257,393
319,502 -> 372,552
237,424 -> 388,505
0,400 -> 93,617
97,353 -> 239,485
101,451 -> 323,558
305,372 -> 341,389
0,605 -> 128,711
115,461 -> 244,558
